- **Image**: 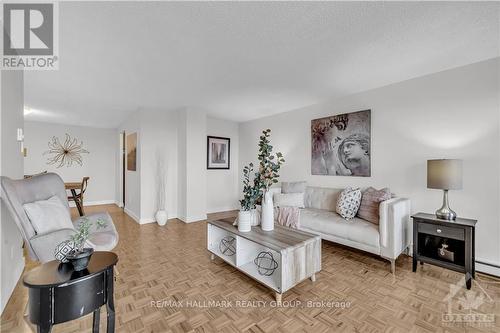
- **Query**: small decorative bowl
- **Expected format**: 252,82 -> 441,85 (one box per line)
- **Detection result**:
66,248 -> 94,271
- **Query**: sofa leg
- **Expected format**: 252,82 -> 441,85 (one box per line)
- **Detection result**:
390,259 -> 395,274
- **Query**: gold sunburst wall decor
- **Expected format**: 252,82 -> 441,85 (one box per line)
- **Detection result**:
44,133 -> 89,168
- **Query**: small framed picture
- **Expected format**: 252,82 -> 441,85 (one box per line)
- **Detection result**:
207,136 -> 230,169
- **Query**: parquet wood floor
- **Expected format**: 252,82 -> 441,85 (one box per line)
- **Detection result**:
1,204 -> 499,332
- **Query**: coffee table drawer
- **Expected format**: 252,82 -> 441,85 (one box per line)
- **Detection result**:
418,222 -> 464,241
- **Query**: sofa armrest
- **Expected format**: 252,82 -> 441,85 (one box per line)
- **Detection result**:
29,228 -> 75,263
379,198 -> 411,260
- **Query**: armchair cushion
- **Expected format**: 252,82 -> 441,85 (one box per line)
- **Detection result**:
23,195 -> 74,234
74,212 -> 119,251
29,228 -> 76,263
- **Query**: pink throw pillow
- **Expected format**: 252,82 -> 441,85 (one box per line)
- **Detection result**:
357,187 -> 391,224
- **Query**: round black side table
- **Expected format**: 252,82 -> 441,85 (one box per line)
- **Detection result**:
23,251 -> 118,333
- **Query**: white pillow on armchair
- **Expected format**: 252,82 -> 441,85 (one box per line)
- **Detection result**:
23,195 -> 74,235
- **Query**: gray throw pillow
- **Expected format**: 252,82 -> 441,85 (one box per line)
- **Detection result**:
282,181 -> 307,194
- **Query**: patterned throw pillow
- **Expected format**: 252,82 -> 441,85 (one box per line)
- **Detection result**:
357,187 -> 392,224
335,187 -> 362,220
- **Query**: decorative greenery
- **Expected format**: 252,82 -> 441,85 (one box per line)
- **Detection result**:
239,129 -> 285,210
69,217 -> 107,252
255,129 -> 285,192
240,163 -> 260,211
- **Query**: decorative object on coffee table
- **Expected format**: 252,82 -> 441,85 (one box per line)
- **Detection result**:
66,216 -> 107,271
412,213 -> 476,289
238,163 -> 259,232
255,129 -> 285,231
427,159 -> 462,220
23,251 -> 118,333
219,236 -> 236,256
236,129 -> 284,232
207,136 -> 230,169
254,251 -> 279,276
261,191 -> 275,231
207,219 -> 320,303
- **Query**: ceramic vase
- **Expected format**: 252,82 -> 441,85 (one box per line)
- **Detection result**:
261,191 -> 274,231
155,210 -> 168,226
238,210 -> 252,232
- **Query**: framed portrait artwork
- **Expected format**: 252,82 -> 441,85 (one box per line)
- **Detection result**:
311,109 -> 371,177
207,136 -> 230,169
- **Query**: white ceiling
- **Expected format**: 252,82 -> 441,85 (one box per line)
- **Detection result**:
24,1 -> 500,128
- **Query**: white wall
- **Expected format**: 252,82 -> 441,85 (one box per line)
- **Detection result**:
140,110 -> 179,222
178,108 -> 208,222
239,59 -> 500,272
207,117 -> 240,213
24,121 -> 117,205
0,70 -> 25,313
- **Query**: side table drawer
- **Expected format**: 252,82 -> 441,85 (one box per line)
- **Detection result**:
418,222 -> 464,241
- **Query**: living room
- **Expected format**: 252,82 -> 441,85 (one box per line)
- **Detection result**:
1,1 -> 499,332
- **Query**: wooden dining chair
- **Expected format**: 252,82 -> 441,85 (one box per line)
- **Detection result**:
68,177 -> 90,216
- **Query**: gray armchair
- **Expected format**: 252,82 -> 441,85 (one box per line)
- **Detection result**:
0,173 -> 118,263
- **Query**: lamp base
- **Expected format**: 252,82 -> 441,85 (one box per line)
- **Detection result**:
436,208 -> 457,221
435,190 -> 457,220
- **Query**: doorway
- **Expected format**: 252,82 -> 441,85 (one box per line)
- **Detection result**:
121,131 -> 126,208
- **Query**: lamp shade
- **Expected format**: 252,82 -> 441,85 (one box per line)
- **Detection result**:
427,159 -> 462,190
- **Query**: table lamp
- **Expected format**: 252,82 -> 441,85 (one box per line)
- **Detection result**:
427,159 -> 462,220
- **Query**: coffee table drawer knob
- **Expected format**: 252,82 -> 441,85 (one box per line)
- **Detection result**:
436,229 -> 442,233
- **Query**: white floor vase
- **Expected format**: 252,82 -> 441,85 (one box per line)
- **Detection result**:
155,210 -> 168,226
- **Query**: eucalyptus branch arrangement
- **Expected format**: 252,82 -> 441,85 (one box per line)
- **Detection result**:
255,129 -> 285,192
239,129 -> 285,209
240,163 -> 260,211
69,217 -> 107,252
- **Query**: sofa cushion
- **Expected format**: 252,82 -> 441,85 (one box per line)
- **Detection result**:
273,192 -> 305,208
282,181 -> 307,193
300,208 -> 380,248
304,186 -> 342,211
335,187 -> 362,219
357,187 -> 391,224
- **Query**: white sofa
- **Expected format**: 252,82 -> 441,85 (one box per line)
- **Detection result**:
296,186 -> 411,273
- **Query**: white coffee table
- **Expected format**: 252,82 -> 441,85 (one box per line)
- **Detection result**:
207,220 -> 321,303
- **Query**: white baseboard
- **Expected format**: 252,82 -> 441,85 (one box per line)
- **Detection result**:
139,218 -> 156,224
178,214 -> 207,223
69,200 -> 117,208
476,258 -> 500,277
117,202 -> 124,208
124,207 -> 140,223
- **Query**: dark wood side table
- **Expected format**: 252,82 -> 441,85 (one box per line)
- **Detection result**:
23,252 -> 118,333
412,213 -> 476,289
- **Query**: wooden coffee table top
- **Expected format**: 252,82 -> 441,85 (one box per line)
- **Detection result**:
208,220 -> 320,253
